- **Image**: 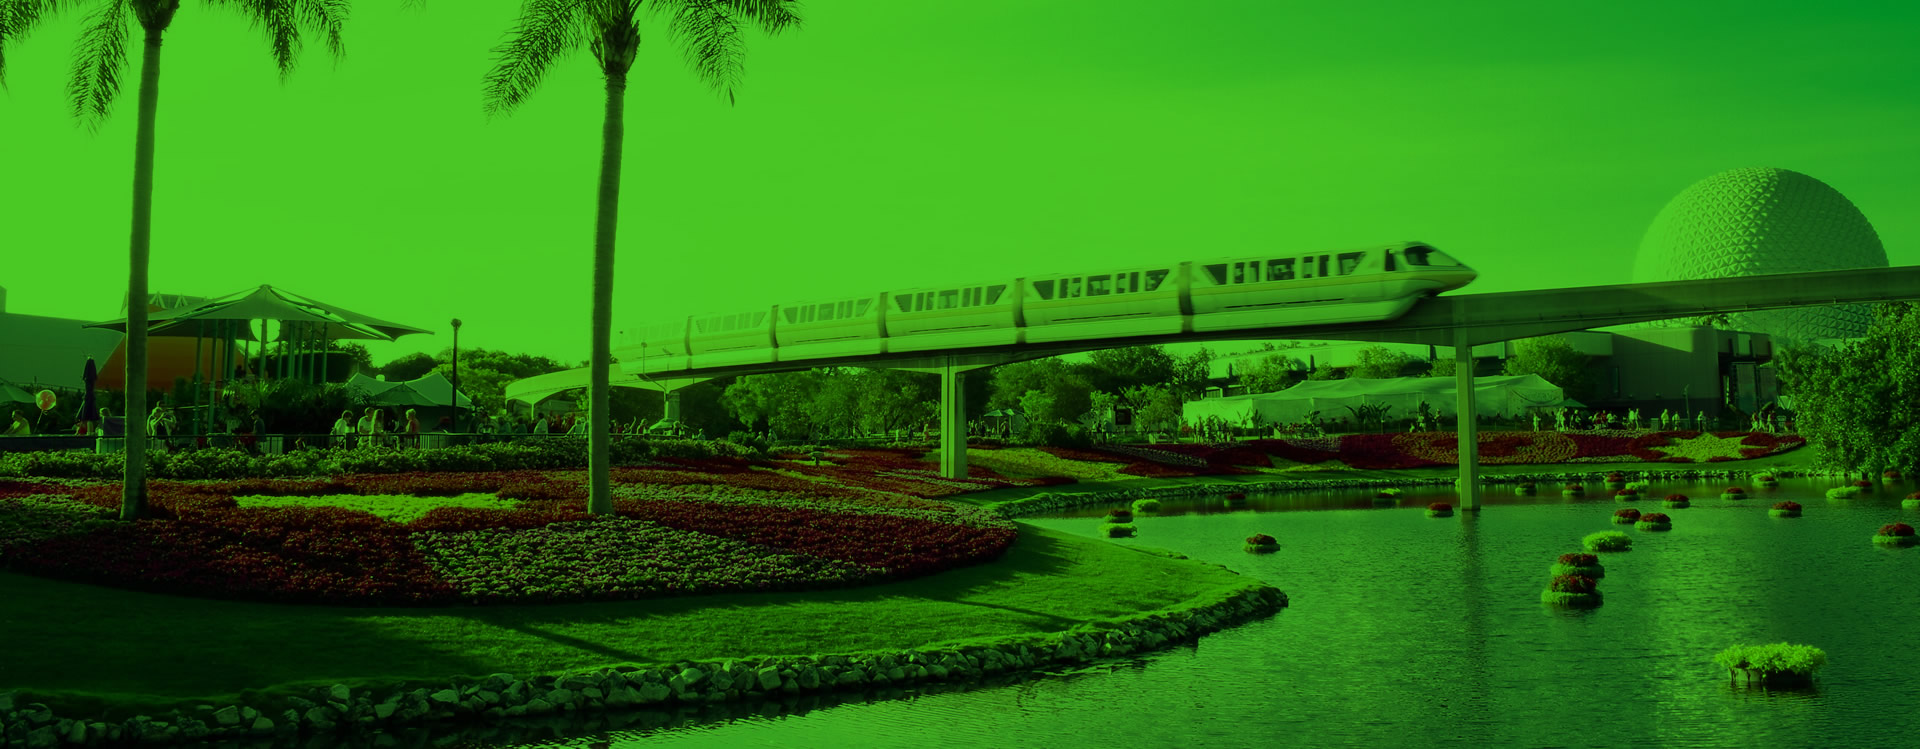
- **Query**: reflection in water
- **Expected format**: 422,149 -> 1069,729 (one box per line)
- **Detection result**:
366,476 -> 1916,749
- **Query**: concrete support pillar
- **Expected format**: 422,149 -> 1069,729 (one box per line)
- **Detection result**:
1455,326 -> 1481,511
665,390 -> 683,422
938,356 -> 967,480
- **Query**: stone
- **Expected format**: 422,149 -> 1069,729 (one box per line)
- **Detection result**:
64,718 -> 87,745
546,689 -> 577,707
755,668 -> 783,691
288,696 -> 317,711
834,670 -> 864,687
558,674 -> 597,691
22,704 -> 52,726
678,667 -> 707,686
603,686 -> 637,707
636,683 -> 671,704
796,668 -> 821,690
0,693 -> 13,712
709,670 -> 734,692
240,706 -> 260,722
374,702 -> 396,720
25,725 -> 55,749
524,699 -> 555,715
503,705 -> 527,718
429,689 -> 460,705
477,689 -> 501,706
329,684 -> 352,703
580,687 -> 604,702
181,718 -> 210,739
927,664 -> 950,679
503,681 -> 530,702
212,706 -> 241,727
886,666 -> 906,682
304,707 -> 336,730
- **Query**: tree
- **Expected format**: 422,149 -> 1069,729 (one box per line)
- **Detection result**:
1084,345 -> 1175,395
1169,346 -> 1214,401
1122,385 -> 1182,435
1423,357 -> 1457,378
379,352 -> 441,382
1,0 -> 390,520
484,0 -> 801,515
1772,302 -> 1920,477
1236,353 -> 1299,394
1502,335 -> 1598,402
1349,345 -> 1416,379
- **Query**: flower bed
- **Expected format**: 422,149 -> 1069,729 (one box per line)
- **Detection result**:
1101,523 -> 1137,539
1541,573 -> 1602,607
1905,492 -> 1920,510
1635,512 -> 1673,531
1768,501 -> 1802,518
1426,502 -> 1453,518
1613,508 -> 1641,524
1662,493 -> 1690,508
1550,552 -> 1604,578
0,466 -> 1019,606
1872,522 -> 1917,546
1721,487 -> 1747,500
1613,488 -> 1640,501
1245,533 -> 1278,553
1582,530 -> 1633,552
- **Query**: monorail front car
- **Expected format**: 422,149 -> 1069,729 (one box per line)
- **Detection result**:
617,242 -> 1475,374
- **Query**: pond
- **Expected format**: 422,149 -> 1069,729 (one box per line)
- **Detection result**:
412,475 -> 1920,748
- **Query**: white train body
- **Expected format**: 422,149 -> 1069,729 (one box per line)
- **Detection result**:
626,242 -> 1475,375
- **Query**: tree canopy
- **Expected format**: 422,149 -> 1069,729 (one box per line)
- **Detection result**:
1771,302 -> 1920,476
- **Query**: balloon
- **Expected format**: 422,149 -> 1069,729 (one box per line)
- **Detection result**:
36,390 -> 56,412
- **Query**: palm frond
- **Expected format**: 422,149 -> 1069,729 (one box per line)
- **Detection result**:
2,0 -> 92,90
295,0 -> 349,63
66,0 -> 132,130
483,0 -> 591,118
655,0 -> 800,105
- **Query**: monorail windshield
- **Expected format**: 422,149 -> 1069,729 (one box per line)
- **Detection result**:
1401,245 -> 1434,266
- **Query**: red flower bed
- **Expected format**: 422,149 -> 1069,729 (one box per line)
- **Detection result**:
1772,501 -> 1801,511
1548,574 -> 1598,594
1558,553 -> 1599,566
1338,434 -> 1446,470
1724,487 -> 1746,494
1665,494 -> 1689,502
1036,447 -> 1131,464
0,480 -> 70,499
1640,512 -> 1671,524
1247,533 -> 1276,545
1614,508 -> 1641,521
1879,523 -> 1915,537
1242,439 -> 1339,465
612,498 -> 1015,577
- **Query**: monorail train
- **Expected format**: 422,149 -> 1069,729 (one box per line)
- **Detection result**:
615,241 -> 1476,374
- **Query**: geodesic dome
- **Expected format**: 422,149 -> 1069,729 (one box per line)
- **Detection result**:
1630,167 -> 1888,346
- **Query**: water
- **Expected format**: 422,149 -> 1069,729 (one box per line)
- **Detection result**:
436,477 -> 1920,749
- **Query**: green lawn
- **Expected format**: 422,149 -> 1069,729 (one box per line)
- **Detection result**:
0,523 -> 1260,720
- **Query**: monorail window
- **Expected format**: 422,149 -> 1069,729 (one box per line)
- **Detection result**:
921,292 -> 934,311
783,309 -> 798,325
1230,263 -> 1245,284
938,290 -> 958,309
895,295 -> 912,313
837,301 -> 853,317
1204,264 -> 1228,285
1300,256 -> 1314,279
856,299 -> 872,316
986,284 -> 1007,304
1088,275 -> 1111,296
1144,269 -> 1168,291
1402,245 -> 1433,266
1319,255 -> 1329,277
1268,258 -> 1295,280
1384,251 -> 1396,272
1066,278 -> 1083,298
1032,280 -> 1054,300
818,302 -> 835,320
1337,251 -> 1364,275
1129,272 -> 1140,292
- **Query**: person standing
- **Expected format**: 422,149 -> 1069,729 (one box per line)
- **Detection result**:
4,410 -> 30,436
1532,412 -> 1542,432
357,407 -> 382,450
330,410 -> 354,449
404,409 -> 422,448
533,415 -> 550,435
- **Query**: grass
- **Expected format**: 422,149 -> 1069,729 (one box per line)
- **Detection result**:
0,522 -> 1261,720
233,492 -> 515,524
1582,531 -> 1633,552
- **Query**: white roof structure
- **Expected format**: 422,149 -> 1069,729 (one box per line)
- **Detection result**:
1183,375 -> 1566,425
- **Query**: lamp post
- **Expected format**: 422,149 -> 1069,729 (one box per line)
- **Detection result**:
450,318 -> 462,435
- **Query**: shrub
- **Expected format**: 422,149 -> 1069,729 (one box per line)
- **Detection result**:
1636,512 -> 1672,530
1826,486 -> 1861,500
1877,522 -> 1914,536
1426,502 -> 1452,518
1721,487 -> 1747,500
1769,501 -> 1802,518
1582,530 -> 1632,552
1663,493 -> 1690,507
1624,480 -> 1651,492
1904,492 -> 1920,509
1605,472 -> 1625,482
1614,488 -> 1639,501
1104,508 -> 1133,523
1714,643 -> 1827,687
1852,479 -> 1873,488
1871,523 -> 1916,546
1246,533 -> 1276,545
1100,523 -> 1136,539
1130,498 -> 1160,513
1550,552 -> 1604,579
1613,508 -> 1641,524
1754,474 -> 1776,483
1541,573 -> 1602,607
1547,573 -> 1597,594
725,431 -> 771,454
1026,421 -> 1093,450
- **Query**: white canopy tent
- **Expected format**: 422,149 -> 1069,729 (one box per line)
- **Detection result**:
1183,375 -> 1567,426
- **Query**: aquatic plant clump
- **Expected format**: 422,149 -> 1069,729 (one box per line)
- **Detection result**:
1613,488 -> 1640,500
1516,482 -> 1536,494
1872,522 -> 1917,546
1663,493 -> 1690,508
1550,552 -> 1604,579
1130,498 -> 1161,514
1245,533 -> 1278,553
1426,502 -> 1453,518
1826,486 -> 1862,500
1714,643 -> 1827,687
1562,484 -> 1586,496
1613,508 -> 1641,524
1583,530 -> 1633,552
1101,523 -> 1137,539
1755,474 -> 1778,487
1721,487 -> 1747,500
1376,488 -> 1404,500
1902,491 -> 1920,510
1225,492 -> 1247,500
1852,479 -> 1874,488
1541,573 -> 1602,607
1636,512 -> 1673,531
1769,501 -> 1802,518
1104,508 -> 1133,523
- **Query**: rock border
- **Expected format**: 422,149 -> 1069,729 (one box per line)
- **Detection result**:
0,584 -> 1284,747
985,468 -> 1846,518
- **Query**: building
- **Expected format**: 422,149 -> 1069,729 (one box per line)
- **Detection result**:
0,285 -> 125,391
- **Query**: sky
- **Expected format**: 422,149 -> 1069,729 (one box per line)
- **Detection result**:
2,0 -> 1916,368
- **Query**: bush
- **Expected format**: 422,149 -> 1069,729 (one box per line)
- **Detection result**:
1130,498 -> 1160,514
1754,474 -> 1777,484
1852,479 -> 1873,488
1769,501 -> 1802,518
1613,488 -> 1639,501
1550,552 -> 1604,579
1876,522 -> 1914,537
1904,492 -> 1920,509
1541,573 -> 1602,607
1547,573 -> 1597,594
1624,480 -> 1651,492
1721,487 -> 1747,500
1100,523 -> 1136,538
1636,512 -> 1672,530
1605,472 -> 1625,482
1026,421 -> 1093,450
1714,643 -> 1827,687
725,431 -> 770,454
1582,530 -> 1632,552
1663,493 -> 1690,507
1426,502 -> 1452,517
1104,508 -> 1133,523
1826,486 -> 1862,500
1613,508 -> 1641,524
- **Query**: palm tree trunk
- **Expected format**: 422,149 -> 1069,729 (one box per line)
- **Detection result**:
121,28 -> 165,521
588,72 -> 628,515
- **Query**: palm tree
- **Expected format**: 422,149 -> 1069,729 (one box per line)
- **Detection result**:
0,0 -> 396,520
484,0 -> 801,515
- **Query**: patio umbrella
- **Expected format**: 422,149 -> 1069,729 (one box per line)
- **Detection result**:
81,357 -> 99,430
